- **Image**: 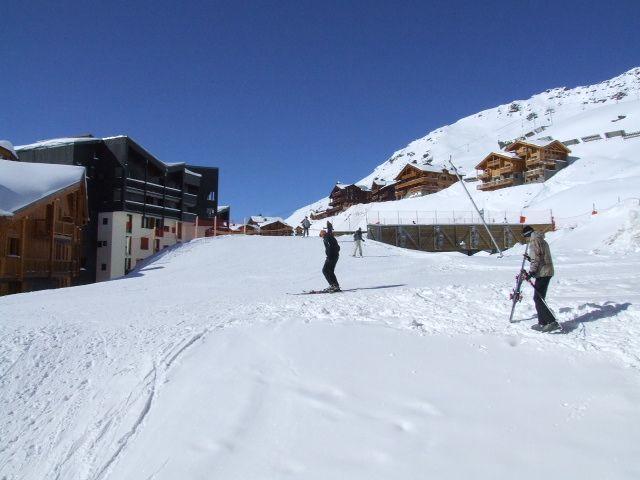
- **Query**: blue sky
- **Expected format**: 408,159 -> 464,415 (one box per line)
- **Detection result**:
1,0 -> 638,221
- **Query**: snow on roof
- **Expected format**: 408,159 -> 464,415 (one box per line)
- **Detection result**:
0,160 -> 85,216
217,205 -> 230,212
250,215 -> 282,224
15,137 -> 101,150
0,140 -> 18,160
184,168 -> 202,177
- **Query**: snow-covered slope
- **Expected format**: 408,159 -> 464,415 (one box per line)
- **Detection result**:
287,68 -> 640,231
1,210 -> 640,478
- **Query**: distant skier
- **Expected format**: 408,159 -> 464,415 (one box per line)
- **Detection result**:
352,227 -> 365,257
522,226 -> 559,332
322,221 -> 340,291
301,216 -> 311,237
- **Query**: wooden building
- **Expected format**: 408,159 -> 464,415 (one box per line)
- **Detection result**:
246,216 -> 293,236
476,140 -> 571,191
370,180 -> 396,203
0,140 -> 19,161
328,183 -> 370,211
258,219 -> 293,236
0,160 -> 88,296
475,152 -> 526,191
393,164 -> 458,199
504,140 -> 570,184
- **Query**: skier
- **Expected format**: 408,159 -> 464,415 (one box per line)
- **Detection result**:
301,216 -> 311,237
522,226 -> 559,332
322,221 -> 340,291
352,227 -> 364,257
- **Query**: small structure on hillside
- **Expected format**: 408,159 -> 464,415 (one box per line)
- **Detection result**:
475,152 -> 526,191
370,179 -> 397,202
476,139 -> 571,190
0,159 -> 89,295
247,216 -> 293,236
328,183 -> 370,212
393,164 -> 458,199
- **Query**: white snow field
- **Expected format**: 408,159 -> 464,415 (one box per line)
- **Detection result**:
2,208 -> 640,479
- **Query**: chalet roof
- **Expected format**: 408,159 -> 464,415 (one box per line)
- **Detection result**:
475,151 -> 523,170
217,205 -> 230,213
505,139 -> 571,153
0,140 -> 18,160
258,219 -> 292,228
0,160 -> 85,217
393,163 -> 451,180
250,215 -> 281,224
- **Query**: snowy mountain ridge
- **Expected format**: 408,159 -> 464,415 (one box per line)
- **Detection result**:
287,67 -> 640,230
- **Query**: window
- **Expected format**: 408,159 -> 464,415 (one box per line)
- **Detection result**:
8,237 -> 20,256
140,237 -> 149,250
126,214 -> 132,234
207,191 -> 216,201
101,263 -> 107,271
163,226 -> 170,232
102,217 -> 108,225
141,217 -> 155,229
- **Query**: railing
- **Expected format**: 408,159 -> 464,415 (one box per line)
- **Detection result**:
366,209 -> 553,226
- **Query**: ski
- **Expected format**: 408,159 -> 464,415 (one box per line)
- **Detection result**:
288,289 -> 342,295
508,243 -> 530,323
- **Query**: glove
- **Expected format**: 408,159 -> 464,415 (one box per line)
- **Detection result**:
521,269 -> 531,281
523,254 -> 531,262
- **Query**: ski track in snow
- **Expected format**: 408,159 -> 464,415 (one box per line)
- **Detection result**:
0,235 -> 639,479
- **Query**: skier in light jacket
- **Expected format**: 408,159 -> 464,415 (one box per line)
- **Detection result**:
352,227 -> 365,257
523,226 -> 558,332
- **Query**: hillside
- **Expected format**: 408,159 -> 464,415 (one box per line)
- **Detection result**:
287,68 -> 640,232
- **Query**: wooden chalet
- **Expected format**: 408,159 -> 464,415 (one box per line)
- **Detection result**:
294,226 -> 304,236
475,152 -> 526,191
246,216 -> 293,236
258,219 -> 293,236
0,160 -> 88,296
393,164 -> 458,199
370,180 -> 396,203
504,140 -> 570,184
0,140 -> 18,161
328,183 -> 370,211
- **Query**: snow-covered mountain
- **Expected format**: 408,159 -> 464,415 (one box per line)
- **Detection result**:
288,68 -> 640,231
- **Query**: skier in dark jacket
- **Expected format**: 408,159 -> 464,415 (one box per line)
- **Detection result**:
523,225 -> 559,332
322,221 -> 340,291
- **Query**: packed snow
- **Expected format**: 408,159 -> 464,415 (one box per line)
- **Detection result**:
2,203 -> 640,478
0,160 -> 86,216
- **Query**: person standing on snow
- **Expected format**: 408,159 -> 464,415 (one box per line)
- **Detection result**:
322,221 -> 341,291
301,216 -> 311,237
523,226 -> 559,332
352,227 -> 365,257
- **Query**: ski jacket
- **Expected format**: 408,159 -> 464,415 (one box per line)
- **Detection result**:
353,230 -> 364,241
324,234 -> 340,259
529,232 -> 554,278
302,218 -> 311,228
